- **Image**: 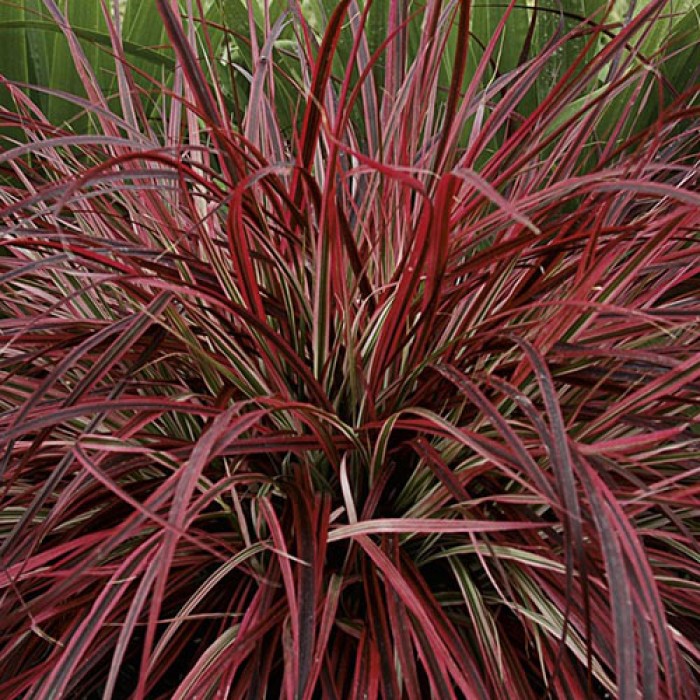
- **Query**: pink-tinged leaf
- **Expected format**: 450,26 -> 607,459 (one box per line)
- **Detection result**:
137,407 -> 267,698
226,182 -> 268,324
384,584 -> 422,700
433,0 -> 471,172
31,539 -> 158,697
354,535 -> 489,699
362,556 -> 401,700
590,353 -> 700,436
291,0 -> 352,205
577,450 -> 691,699
72,446 -> 227,562
154,0 -> 221,133
303,574 -> 343,700
453,167 -> 541,234
290,488 -> 328,699
328,517 -> 544,542
434,364 -> 557,502
244,12 -> 290,148
410,436 -> 470,503
577,425 -> 690,455
577,462 -> 638,699
259,497 -> 301,698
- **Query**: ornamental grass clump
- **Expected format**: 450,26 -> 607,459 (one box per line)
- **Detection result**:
0,0 -> 699,697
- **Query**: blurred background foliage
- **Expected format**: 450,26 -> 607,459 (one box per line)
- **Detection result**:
1,0 -> 698,143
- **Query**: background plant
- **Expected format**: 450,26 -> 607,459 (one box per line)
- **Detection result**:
0,0 -> 699,698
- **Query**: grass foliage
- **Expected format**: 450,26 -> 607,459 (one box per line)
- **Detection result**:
0,0 -> 699,697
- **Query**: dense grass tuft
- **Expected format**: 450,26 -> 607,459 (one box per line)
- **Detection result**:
0,1 -> 699,697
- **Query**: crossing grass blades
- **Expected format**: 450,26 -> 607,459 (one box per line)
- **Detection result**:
0,0 -> 699,697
